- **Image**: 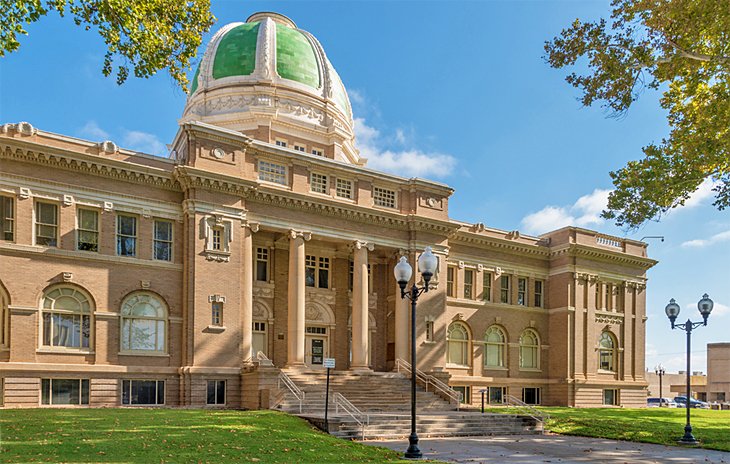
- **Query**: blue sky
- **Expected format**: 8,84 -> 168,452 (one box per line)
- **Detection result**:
1,1 -> 728,375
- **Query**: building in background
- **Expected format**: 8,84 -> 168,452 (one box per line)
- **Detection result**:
0,12 -> 656,409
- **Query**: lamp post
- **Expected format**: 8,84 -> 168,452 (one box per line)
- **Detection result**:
665,294 -> 714,445
655,364 -> 665,406
393,246 -> 438,459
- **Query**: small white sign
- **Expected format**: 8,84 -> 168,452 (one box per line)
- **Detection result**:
323,358 -> 335,369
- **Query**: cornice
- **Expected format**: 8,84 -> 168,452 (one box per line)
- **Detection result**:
450,231 -> 551,259
550,243 -> 657,270
173,165 -> 257,196
0,139 -> 178,191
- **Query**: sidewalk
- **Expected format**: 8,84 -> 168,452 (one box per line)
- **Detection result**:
364,434 -> 730,463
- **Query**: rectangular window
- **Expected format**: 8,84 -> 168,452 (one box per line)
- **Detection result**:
603,389 -> 619,406
488,386 -> 506,404
482,272 -> 492,302
605,284 -> 612,311
595,282 -> 602,309
211,302 -> 223,326
275,140 -> 287,148
373,187 -> 396,208
534,280 -> 543,308
446,266 -> 456,297
121,380 -> 165,405
500,275 -> 511,304
211,228 -> 222,251
206,380 -> 226,405
256,247 -> 269,282
464,270 -> 474,299
41,379 -> 90,406
153,220 -> 173,261
517,278 -> 527,306
35,201 -> 58,247
311,149 -> 323,157
425,320 -> 434,342
310,173 -> 328,194
0,196 -> 14,241
305,255 -> 330,288
76,208 -> 99,252
336,178 -> 353,199
305,326 -> 327,335
522,387 -> 541,405
116,214 -> 137,257
43,313 -> 91,348
454,386 -> 471,404
293,144 -> 306,152
258,160 -> 287,185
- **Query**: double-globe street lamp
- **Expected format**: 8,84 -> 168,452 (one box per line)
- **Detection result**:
664,293 -> 714,445
393,246 -> 439,459
654,364 -> 665,406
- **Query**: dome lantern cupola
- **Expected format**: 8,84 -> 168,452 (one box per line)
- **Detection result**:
182,12 -> 360,164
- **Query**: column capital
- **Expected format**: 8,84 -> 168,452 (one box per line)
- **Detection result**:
350,240 -> 375,252
242,220 -> 260,232
289,229 -> 312,241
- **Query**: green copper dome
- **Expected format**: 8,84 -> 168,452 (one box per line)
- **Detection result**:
212,22 -> 260,79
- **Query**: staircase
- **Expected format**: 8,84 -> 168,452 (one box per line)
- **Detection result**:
272,366 -> 543,440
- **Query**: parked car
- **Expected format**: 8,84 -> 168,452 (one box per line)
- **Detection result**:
674,396 -> 710,409
647,397 -> 678,408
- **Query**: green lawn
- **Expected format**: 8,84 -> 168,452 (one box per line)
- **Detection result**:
0,409 -> 410,463
499,407 -> 730,452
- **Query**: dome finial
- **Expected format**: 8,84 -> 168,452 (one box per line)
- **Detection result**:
246,12 -> 297,29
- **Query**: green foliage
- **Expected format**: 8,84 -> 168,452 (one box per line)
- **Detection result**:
0,408 -> 412,463
0,0 -> 214,90
545,0 -> 730,228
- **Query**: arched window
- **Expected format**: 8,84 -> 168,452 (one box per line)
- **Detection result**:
519,329 -> 540,369
447,322 -> 471,367
484,326 -> 506,368
598,331 -> 616,372
120,292 -> 167,353
0,284 -> 9,348
41,286 -> 93,349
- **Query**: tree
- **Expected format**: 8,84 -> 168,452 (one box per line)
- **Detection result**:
1,0 -> 214,90
544,0 -> 729,229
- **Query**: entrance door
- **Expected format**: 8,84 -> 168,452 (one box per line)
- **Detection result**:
305,326 -> 328,367
252,321 -> 267,358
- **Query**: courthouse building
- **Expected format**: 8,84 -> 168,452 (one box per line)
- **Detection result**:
0,12 -> 656,409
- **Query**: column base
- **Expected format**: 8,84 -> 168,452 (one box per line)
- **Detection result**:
349,365 -> 372,373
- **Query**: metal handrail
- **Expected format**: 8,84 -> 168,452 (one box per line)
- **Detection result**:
277,372 -> 305,413
504,394 -> 547,422
395,358 -> 462,409
334,392 -> 369,440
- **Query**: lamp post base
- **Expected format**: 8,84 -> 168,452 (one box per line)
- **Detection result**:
404,433 -> 422,459
678,425 -> 698,445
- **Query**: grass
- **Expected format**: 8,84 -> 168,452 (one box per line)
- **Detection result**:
488,406 -> 730,452
0,409 -> 413,463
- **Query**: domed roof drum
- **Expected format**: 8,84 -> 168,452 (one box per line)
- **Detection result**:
182,12 -> 360,164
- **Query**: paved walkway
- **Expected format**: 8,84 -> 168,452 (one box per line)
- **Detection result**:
364,434 -> 730,463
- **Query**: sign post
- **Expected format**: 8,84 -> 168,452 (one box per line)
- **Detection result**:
480,389 -> 487,414
323,357 -> 335,432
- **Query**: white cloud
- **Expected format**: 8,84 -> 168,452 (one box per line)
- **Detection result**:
682,178 -> 715,209
348,88 -> 365,107
122,130 -> 166,156
520,189 -> 611,235
78,121 -> 109,140
681,229 -> 730,248
354,118 -> 456,178
395,128 -> 407,145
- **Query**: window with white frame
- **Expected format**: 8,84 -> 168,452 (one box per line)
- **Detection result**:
446,266 -> 456,297
447,321 -> 471,367
519,329 -> 540,369
41,286 -> 93,349
293,144 -> 306,152
41,379 -> 89,405
310,172 -> 328,194
253,321 -> 268,357
373,187 -> 396,208
116,214 -> 137,257
211,227 -> 223,251
305,255 -> 330,289
275,140 -> 287,148
517,277 -> 527,306
464,270 -> 474,299
603,388 -> 619,405
153,220 -> 173,261
598,331 -> 617,372
482,272 -> 492,302
0,287 -> 8,348
120,292 -> 167,353
35,201 -> 58,247
1,196 -> 14,241
211,301 -> 223,326
258,160 -> 287,185
207,380 -> 226,405
534,280 -> 544,308
121,379 -> 165,405
256,247 -> 269,282
335,178 -> 353,199
484,325 -> 506,368
425,319 -> 434,342
76,208 -> 99,252
500,275 -> 511,304
488,386 -> 506,404
311,148 -> 323,157
522,387 -> 541,405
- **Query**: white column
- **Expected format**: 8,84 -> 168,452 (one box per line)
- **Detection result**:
287,230 -> 310,367
351,241 -> 373,370
241,221 -> 258,363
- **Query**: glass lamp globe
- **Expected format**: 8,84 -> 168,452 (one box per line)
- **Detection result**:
698,293 -> 713,323
417,246 -> 438,281
394,256 -> 413,286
